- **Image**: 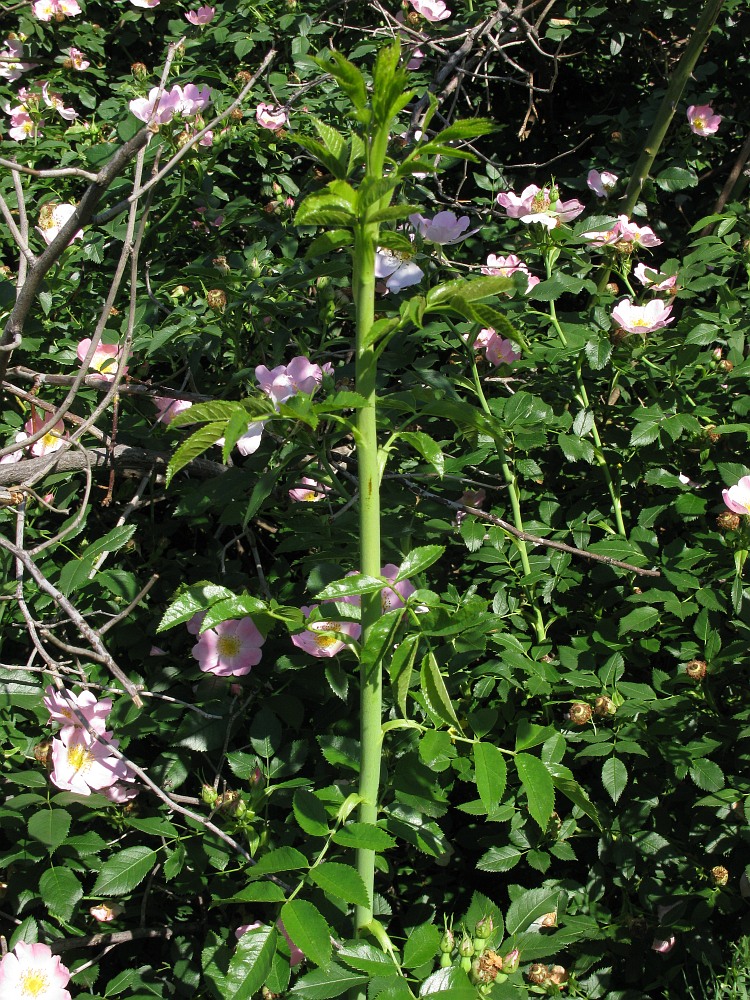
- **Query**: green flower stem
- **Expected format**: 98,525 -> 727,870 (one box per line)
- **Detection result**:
352,217 -> 382,936
546,263 -> 628,537
621,0 -> 725,217
469,359 -> 546,643
596,0 -> 726,293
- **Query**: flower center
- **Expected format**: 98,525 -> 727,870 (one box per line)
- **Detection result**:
67,743 -> 93,774
312,623 -> 342,649
382,591 -> 398,612
20,969 -> 49,998
93,355 -> 117,375
530,191 -> 551,213
217,635 -> 242,658
41,430 -> 62,449
693,116 -> 705,130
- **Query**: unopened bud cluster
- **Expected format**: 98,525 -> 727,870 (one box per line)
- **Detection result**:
437,917 -> 519,992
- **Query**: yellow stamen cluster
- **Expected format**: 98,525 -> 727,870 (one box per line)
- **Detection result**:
530,191 -> 551,213
217,635 -> 242,657
20,969 -> 50,997
312,623 -> 343,649
67,742 -> 94,774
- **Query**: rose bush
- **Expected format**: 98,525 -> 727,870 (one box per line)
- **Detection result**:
0,2 -> 749,1000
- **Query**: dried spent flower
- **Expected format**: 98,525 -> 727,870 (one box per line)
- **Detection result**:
527,963 -> 550,985
593,695 -> 616,717
711,865 -> 729,886
568,702 -> 592,725
549,965 -> 569,987
716,511 -> 741,532
206,289 -> 227,311
685,658 -> 707,681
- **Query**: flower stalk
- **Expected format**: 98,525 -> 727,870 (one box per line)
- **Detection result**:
352,216 -> 383,935
468,353 -> 546,642
620,0 -> 726,217
544,255 -> 627,537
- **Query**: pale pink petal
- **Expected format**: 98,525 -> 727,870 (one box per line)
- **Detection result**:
723,476 -> 750,515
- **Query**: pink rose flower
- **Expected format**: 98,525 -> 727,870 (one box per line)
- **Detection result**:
236,922 -> 263,938
612,216 -> 662,247
102,779 -> 140,803
41,81 -> 76,121
191,617 -> 265,676
586,169 -> 618,198
0,431 -> 28,465
633,263 -> 677,292
235,422 -> 265,456
722,475 -> 750,515
496,184 -> 584,229
343,564 -> 425,614
585,215 -> 662,249
236,921 -> 305,969
611,298 -> 674,335
687,104 -> 721,136
481,253 -> 539,291
129,87 -> 181,124
375,248 -> 423,294
153,396 -> 193,425
468,328 -> 520,366
31,0 -> 80,19
409,210 -> 473,245
185,4 -> 215,22
173,83 -> 211,116
186,611 -> 205,635
90,903 -> 123,922
0,941 -> 72,1000
255,356 -> 328,407
43,685 -> 112,736
292,604 -> 361,657
484,330 -> 521,366
130,0 -> 160,7
8,109 -> 39,142
256,103 -> 288,131
24,410 -> 66,458
651,936 -> 676,954
50,728 -> 129,794
380,563 -> 417,612
289,477 -> 330,502
0,39 -> 35,82
407,46 -> 426,70
455,488 -> 486,527
408,0 -> 451,21
37,203 -> 83,246
278,919 -> 305,968
77,338 -> 127,381
67,47 -> 90,71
